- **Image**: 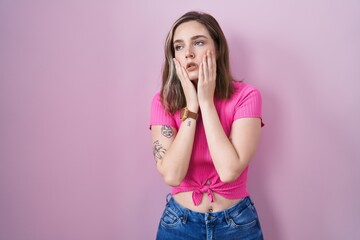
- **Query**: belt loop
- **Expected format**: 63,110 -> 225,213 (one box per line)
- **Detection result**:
182,209 -> 189,224
224,208 -> 231,225
248,196 -> 255,206
166,193 -> 172,203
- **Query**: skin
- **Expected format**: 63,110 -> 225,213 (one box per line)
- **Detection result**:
151,21 -> 262,213
172,20 -> 216,112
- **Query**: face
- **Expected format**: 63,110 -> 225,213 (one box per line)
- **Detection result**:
173,21 -> 217,81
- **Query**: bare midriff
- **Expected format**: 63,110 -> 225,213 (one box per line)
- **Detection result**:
172,191 -> 243,213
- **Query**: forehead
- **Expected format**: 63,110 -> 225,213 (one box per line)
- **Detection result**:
173,20 -> 211,41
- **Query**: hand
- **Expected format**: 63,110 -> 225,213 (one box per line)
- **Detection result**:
173,58 -> 199,112
198,50 -> 216,107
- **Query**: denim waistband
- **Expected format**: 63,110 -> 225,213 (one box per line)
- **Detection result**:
165,194 -> 254,224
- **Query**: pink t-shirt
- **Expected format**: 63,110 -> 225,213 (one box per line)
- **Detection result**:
150,81 -> 264,206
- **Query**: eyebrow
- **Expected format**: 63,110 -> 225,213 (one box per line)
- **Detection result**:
173,35 -> 208,44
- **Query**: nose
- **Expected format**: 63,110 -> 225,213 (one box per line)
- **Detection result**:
185,49 -> 195,59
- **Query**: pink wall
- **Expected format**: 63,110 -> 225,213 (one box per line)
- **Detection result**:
1,1 -> 359,239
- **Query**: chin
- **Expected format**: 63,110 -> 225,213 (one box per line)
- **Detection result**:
187,71 -> 199,81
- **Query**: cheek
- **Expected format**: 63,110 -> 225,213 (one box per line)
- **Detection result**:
174,52 -> 185,62
199,46 -> 216,56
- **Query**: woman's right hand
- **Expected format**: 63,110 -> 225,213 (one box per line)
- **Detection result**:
173,58 -> 199,112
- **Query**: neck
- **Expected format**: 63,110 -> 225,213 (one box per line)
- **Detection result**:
192,80 -> 198,90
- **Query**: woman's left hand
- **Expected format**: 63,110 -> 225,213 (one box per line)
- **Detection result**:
197,50 -> 216,107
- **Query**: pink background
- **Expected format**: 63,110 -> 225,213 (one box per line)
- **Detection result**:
1,1 -> 359,239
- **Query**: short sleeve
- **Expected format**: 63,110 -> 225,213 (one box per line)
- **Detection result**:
150,92 -> 177,129
234,87 -> 265,127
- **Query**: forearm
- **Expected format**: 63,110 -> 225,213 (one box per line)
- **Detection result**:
157,118 -> 197,186
200,103 -> 244,182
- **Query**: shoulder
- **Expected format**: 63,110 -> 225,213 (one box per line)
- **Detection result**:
150,91 -> 164,114
150,91 -> 179,129
232,81 -> 261,94
151,91 -> 161,103
151,91 -> 164,109
150,91 -> 175,117
230,81 -> 262,102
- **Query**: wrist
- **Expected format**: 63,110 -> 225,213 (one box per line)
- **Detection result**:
187,104 -> 199,113
199,100 -> 214,110
180,107 -> 198,121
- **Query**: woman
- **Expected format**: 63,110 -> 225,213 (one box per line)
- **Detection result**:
150,11 -> 264,240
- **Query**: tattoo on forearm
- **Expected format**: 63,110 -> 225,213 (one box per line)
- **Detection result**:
161,125 -> 174,138
187,120 -> 191,127
153,140 -> 166,162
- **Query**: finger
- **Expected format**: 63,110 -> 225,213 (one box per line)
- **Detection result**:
207,50 -> 213,80
212,51 -> 217,78
202,52 -> 208,82
180,64 -> 191,81
173,58 -> 181,75
173,58 -> 179,68
209,50 -> 216,81
198,62 -> 204,83
173,58 -> 186,82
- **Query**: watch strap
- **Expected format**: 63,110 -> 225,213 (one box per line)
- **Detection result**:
180,107 -> 198,121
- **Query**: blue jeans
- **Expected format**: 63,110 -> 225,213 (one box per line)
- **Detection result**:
156,194 -> 264,240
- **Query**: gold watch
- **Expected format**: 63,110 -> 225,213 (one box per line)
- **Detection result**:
180,107 -> 198,121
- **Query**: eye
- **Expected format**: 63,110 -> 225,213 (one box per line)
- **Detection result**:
174,45 -> 184,51
195,41 -> 204,46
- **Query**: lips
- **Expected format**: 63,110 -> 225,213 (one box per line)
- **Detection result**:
186,62 -> 198,72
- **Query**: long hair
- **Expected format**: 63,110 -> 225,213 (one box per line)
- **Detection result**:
161,11 -> 234,114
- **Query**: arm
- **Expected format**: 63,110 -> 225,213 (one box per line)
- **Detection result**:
151,119 -> 197,186
151,58 -> 199,186
201,105 -> 261,182
198,50 -> 262,182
